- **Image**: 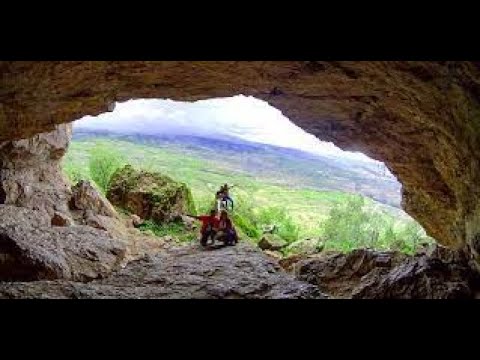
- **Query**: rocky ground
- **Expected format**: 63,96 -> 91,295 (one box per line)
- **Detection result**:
0,243 -> 323,299
1,123 -> 479,299
2,200 -> 480,298
3,216 -> 480,299
281,246 -> 480,299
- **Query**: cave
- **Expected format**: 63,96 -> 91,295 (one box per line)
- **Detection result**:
1,61 -> 480,299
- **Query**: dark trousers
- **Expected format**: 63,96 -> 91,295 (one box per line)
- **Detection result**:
227,229 -> 238,244
216,229 -> 238,245
200,230 -> 216,246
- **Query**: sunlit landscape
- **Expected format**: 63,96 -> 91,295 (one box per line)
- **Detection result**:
64,96 -> 433,254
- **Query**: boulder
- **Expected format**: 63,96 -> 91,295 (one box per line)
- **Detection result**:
279,254 -> 306,272
180,215 -> 197,231
263,250 -> 283,260
107,165 -> 196,224
0,224 -> 126,282
70,180 -> 118,218
351,257 -> 475,300
130,214 -> 143,227
286,238 -> 324,255
0,205 -> 50,228
68,182 -> 150,258
258,234 -> 288,251
296,249 -> 408,298
296,247 -> 480,299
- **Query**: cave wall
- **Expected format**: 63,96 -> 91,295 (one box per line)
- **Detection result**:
1,61 -> 480,255
0,123 -> 72,221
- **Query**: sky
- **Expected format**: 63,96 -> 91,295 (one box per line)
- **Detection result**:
74,95 -> 377,163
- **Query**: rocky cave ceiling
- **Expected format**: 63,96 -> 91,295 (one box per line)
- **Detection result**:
1,61 -> 480,254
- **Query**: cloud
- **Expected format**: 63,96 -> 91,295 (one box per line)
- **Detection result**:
74,95 -> 377,163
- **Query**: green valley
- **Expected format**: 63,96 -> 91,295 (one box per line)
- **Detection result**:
63,132 -> 434,254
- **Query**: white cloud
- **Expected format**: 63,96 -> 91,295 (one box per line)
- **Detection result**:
74,95 -> 377,163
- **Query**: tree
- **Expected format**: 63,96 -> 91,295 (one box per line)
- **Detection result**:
88,143 -> 126,193
322,195 -> 372,251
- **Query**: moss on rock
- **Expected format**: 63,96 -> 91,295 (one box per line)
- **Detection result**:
107,165 -> 196,224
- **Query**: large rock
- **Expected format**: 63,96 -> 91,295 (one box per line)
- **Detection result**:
0,243 -> 325,299
286,238 -> 324,255
0,224 -> 126,282
0,123 -> 73,219
263,250 -> 284,260
258,234 -> 288,251
107,165 -> 196,223
296,246 -> 480,299
70,180 -> 118,218
130,214 -> 143,228
352,255 -> 477,300
67,180 -> 163,260
279,254 -> 307,272
0,205 -> 50,228
180,215 -> 197,231
0,206 -> 127,281
296,249 -> 407,298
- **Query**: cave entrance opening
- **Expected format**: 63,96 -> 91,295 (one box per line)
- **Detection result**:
65,95 -> 433,255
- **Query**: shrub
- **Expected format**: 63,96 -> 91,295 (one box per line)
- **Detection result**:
256,206 -> 299,243
320,194 -> 434,253
88,143 -> 126,193
231,195 -> 261,239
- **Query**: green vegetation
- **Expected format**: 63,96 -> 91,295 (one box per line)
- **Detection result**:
231,195 -> 262,239
63,137 -> 434,254
87,143 -> 126,194
63,161 -> 87,184
137,220 -> 197,243
64,142 -> 126,194
319,195 -> 430,254
257,206 -> 299,243
109,164 -> 197,217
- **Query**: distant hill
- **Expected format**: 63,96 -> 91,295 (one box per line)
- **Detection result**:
73,129 -> 402,208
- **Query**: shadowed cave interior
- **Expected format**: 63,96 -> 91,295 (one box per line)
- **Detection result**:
1,61 -> 480,299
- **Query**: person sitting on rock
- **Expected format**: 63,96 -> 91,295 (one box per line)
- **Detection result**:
215,210 -> 238,246
188,210 -> 219,246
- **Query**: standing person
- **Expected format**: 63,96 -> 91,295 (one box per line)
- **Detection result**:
187,210 -> 219,246
216,210 -> 238,245
215,190 -> 225,212
217,183 -> 235,211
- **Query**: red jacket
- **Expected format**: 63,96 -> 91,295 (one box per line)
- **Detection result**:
197,215 -> 219,233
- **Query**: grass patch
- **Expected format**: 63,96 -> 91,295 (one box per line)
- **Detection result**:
138,220 -> 197,243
